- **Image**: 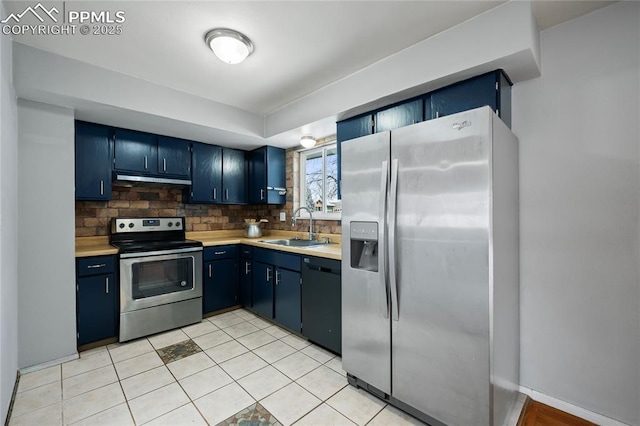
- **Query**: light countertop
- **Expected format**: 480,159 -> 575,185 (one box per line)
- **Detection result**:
75,230 -> 342,260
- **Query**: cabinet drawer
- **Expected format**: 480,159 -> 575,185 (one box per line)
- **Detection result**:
77,256 -> 115,277
240,245 -> 253,258
253,248 -> 300,272
204,245 -> 238,261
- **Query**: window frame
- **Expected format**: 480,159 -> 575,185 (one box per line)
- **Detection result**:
297,142 -> 341,221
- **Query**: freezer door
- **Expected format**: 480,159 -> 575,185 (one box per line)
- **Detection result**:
341,131 -> 391,394
390,108 -> 492,425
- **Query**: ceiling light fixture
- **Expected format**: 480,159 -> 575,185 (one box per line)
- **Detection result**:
300,136 -> 316,148
205,28 -> 254,65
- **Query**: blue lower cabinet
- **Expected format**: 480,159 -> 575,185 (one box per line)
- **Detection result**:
274,267 -> 301,333
239,245 -> 253,310
252,261 -> 274,319
203,259 -> 239,314
251,248 -> 301,332
76,256 -> 117,346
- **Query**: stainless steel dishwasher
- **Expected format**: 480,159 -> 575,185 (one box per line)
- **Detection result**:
301,256 -> 342,355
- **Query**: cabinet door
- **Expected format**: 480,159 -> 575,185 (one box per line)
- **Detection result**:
274,268 -> 301,333
77,273 -> 117,345
189,142 -> 222,203
240,258 -> 252,309
75,122 -> 112,201
113,129 -> 157,174
430,71 -> 498,119
157,136 -> 191,177
337,114 -> 374,200
375,99 -> 423,133
203,259 -> 238,314
266,146 -> 286,204
248,147 -> 267,204
249,146 -> 286,205
222,148 -> 247,203
252,261 -> 274,319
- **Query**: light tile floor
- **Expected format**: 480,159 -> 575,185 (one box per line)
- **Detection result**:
8,308 -> 426,426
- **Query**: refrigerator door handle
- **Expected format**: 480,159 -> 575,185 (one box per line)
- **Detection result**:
379,160 -> 389,319
389,158 -> 399,321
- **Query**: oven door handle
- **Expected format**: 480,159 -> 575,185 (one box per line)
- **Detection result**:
119,246 -> 203,259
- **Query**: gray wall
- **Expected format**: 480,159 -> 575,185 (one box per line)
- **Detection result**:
513,2 -> 640,424
17,99 -> 76,368
0,15 -> 19,423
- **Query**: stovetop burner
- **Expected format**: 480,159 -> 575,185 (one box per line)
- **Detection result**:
110,217 -> 202,254
113,239 -> 203,254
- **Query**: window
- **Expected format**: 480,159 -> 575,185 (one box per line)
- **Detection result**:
299,143 -> 341,218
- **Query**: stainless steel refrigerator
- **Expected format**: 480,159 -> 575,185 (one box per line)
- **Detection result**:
341,106 -> 519,426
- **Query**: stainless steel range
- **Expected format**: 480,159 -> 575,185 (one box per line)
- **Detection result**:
110,217 -> 203,342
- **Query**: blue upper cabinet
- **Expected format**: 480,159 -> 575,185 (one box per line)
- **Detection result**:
157,136 -> 191,178
222,148 -> 247,204
337,114 -> 374,199
337,114 -> 374,143
75,121 -> 112,200
374,98 -> 424,133
249,146 -> 286,204
113,129 -> 158,174
336,69 -> 512,198
188,142 -> 222,203
430,69 -> 512,127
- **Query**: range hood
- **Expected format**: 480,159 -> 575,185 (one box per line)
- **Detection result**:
112,173 -> 192,188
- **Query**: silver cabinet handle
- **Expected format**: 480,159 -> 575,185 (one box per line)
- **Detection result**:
245,261 -> 251,274
163,158 -> 166,171
214,251 -> 226,255
260,189 -> 265,200
105,276 -> 109,294
213,188 -> 217,200
225,189 -> 229,200
275,270 -> 280,286
435,111 -> 440,118
208,264 -> 212,277
266,267 -> 271,282
87,264 -> 106,269
144,156 -> 148,170
100,180 -> 104,195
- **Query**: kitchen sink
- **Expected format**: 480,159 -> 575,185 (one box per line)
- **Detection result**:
260,238 -> 335,248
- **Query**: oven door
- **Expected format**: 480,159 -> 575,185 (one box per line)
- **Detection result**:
120,247 -> 203,313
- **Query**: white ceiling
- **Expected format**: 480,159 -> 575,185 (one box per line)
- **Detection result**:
7,1 -> 501,114
6,0 -> 614,119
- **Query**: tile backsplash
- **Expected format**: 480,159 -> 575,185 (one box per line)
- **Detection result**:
75,147 -> 341,237
75,187 -> 340,236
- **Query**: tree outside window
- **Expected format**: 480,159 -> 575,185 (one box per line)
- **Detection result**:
300,143 -> 341,217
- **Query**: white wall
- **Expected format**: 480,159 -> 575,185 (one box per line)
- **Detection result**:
0,12 -> 19,423
513,2 -> 640,424
17,99 -> 76,368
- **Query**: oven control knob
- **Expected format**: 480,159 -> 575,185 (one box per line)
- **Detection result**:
167,222 -> 173,227
175,222 -> 181,227
128,223 -> 134,229
118,223 -> 125,229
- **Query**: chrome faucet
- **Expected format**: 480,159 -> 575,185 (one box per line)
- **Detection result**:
292,206 -> 315,240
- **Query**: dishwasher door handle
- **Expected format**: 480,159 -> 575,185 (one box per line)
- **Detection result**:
307,265 -> 341,275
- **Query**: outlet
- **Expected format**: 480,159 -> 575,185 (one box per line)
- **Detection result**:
279,212 -> 286,221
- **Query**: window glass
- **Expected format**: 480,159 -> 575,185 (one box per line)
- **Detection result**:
300,143 -> 341,216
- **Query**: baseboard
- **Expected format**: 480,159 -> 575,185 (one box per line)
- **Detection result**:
18,352 -> 78,375
518,386 -> 630,426
3,371 -> 19,426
